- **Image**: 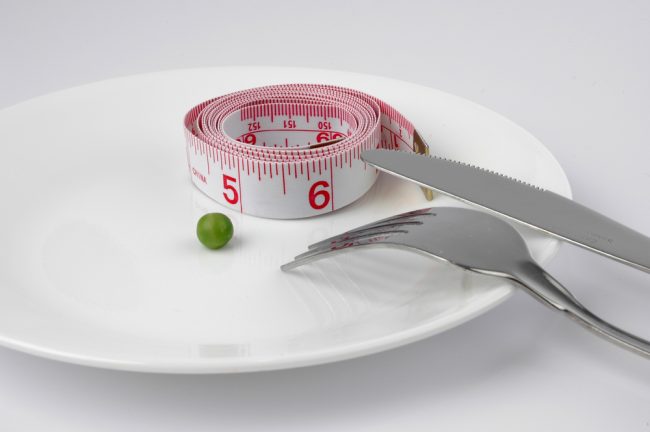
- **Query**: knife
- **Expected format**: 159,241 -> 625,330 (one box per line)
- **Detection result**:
361,149 -> 650,274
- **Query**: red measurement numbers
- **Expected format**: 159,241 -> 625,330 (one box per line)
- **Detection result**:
222,174 -> 239,204
309,181 -> 330,210
237,133 -> 256,145
316,131 -> 345,143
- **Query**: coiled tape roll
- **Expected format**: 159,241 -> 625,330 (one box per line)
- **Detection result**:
184,84 -> 430,218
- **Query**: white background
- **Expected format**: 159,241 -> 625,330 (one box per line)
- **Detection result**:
1,0 -> 649,430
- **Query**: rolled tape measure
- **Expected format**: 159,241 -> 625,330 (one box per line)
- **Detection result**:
184,84 -> 431,219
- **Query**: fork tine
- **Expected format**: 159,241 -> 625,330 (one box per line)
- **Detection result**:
307,219 -> 418,250
307,213 -> 433,252
307,209 -> 433,251
282,239 -> 383,272
296,228 -> 408,262
305,225 -> 413,253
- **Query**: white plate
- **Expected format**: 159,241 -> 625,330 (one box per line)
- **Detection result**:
0,67 -> 571,373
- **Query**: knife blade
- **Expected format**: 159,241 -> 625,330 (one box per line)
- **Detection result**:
361,149 -> 650,273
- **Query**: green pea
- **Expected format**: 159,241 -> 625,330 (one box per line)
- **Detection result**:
196,213 -> 234,250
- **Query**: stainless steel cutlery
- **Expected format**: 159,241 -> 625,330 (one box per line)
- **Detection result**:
360,149 -> 650,273
282,207 -> 650,357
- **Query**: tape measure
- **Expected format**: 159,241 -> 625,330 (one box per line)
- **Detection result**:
184,84 -> 432,219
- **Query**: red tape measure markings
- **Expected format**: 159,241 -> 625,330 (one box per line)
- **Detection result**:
184,84 -> 428,219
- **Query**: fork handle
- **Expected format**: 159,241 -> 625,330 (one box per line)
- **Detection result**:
511,261 -> 650,358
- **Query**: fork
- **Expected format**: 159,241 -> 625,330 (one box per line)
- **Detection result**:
281,207 -> 650,358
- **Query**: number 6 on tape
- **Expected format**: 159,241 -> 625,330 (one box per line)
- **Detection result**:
184,84 -> 431,219
309,181 -> 330,210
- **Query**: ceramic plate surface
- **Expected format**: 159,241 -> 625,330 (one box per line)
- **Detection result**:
0,67 -> 571,373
